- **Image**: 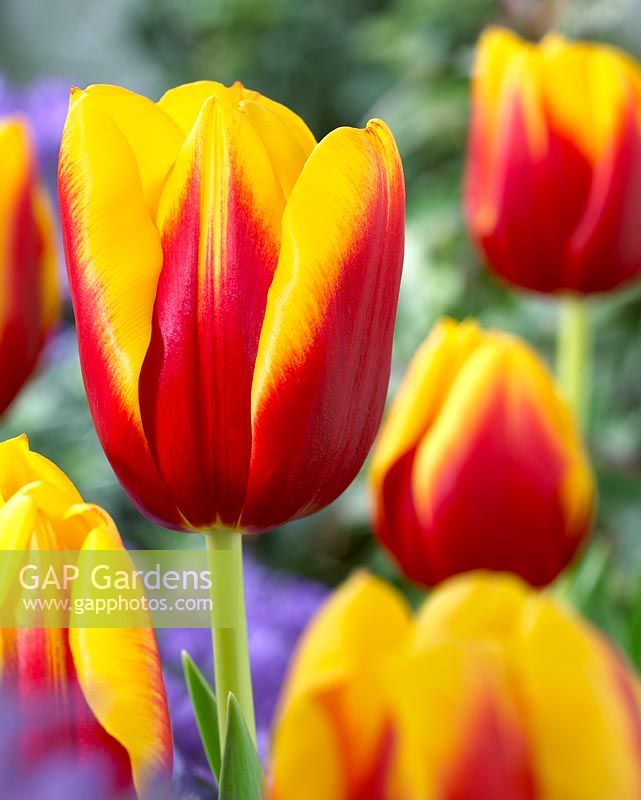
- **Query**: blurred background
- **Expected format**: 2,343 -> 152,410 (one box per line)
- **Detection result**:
1,0 -> 641,664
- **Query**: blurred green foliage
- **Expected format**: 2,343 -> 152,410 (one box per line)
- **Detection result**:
1,0 -> 641,657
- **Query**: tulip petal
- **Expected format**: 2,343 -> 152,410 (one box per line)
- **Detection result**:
465,27 -> 527,227
69,522 -> 172,796
243,120 -> 405,529
33,185 -> 60,334
388,642 -> 536,800
59,90 -> 184,528
0,119 -> 31,336
371,319 -> 484,489
540,38 -> 641,291
281,572 -> 412,704
567,99 -> 641,291
0,435 -> 82,506
270,695 -> 347,800
0,493 -> 37,571
371,320 -> 485,581
513,597 -> 641,798
0,120 -> 53,415
158,81 -> 316,157
242,87 -> 317,156
239,99 -> 314,198
413,571 -> 530,647
374,449 -> 430,586
138,92 -> 298,527
77,85 -> 184,209
540,35 -> 633,164
272,573 -> 411,799
157,80 -> 230,134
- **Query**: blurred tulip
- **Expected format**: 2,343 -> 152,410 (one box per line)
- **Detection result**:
393,572 -> 641,800
0,435 -> 172,798
269,572 -> 412,800
270,571 -> 641,800
370,318 -> 595,587
0,687 -> 126,800
0,117 -> 59,416
58,82 -> 405,532
465,27 -> 641,294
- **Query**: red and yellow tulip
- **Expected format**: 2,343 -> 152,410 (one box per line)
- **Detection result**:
270,571 -> 641,800
269,572 -> 413,800
58,82 -> 405,532
0,117 -> 59,415
0,435 -> 172,797
370,318 -> 595,587
465,28 -> 641,294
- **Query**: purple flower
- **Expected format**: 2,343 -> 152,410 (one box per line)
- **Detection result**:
159,557 -> 328,791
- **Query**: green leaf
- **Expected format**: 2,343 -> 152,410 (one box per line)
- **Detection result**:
219,693 -> 264,800
181,650 -> 221,782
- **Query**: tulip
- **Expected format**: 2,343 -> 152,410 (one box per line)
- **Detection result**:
58,82 -> 405,534
269,572 -> 413,800
0,435 -> 172,797
269,571 -> 641,800
370,318 -> 595,587
395,572 -> 641,800
465,27 -> 641,295
0,117 -> 59,416
59,81 -> 404,744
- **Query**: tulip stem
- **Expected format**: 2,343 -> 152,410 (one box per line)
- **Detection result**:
205,528 -> 256,747
557,294 -> 592,429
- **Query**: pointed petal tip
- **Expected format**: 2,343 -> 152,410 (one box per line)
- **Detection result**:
365,117 -> 391,134
68,86 -> 85,108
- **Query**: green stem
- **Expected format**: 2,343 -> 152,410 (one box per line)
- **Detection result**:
205,528 -> 256,745
557,294 -> 592,428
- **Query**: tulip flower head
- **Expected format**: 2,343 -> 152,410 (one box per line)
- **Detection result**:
269,572 -> 413,800
270,571 -> 641,800
371,318 -> 595,587
0,435 -> 172,797
59,82 -> 405,533
0,117 -> 59,415
465,28 -> 641,294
